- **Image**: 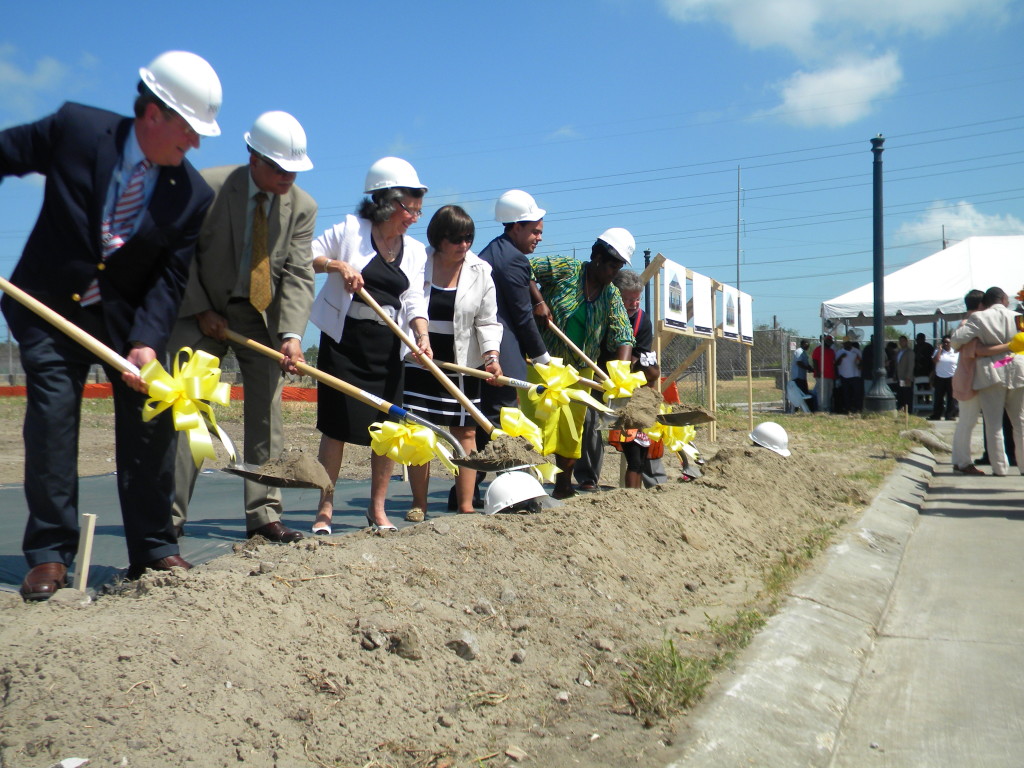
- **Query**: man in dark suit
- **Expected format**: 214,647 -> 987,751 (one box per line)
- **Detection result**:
0,51 -> 222,600
169,111 -> 316,543
470,190 -> 552,509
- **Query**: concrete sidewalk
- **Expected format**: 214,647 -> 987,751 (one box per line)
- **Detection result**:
668,420 -> 1024,767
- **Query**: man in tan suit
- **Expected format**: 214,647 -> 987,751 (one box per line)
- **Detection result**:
169,111 -> 317,542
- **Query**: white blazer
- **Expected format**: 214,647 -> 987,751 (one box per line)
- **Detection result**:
309,214 -> 428,346
417,248 -> 502,367
950,303 -> 1024,389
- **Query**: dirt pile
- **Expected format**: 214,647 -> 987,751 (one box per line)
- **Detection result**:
0,428 -> 867,768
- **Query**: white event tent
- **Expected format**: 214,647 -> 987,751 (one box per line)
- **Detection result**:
820,236 -> 1024,326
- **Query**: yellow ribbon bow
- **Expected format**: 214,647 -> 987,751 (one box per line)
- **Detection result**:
647,405 -> 698,455
601,359 -> 648,401
527,358 -> 612,454
368,421 -> 458,475
140,349 -> 234,467
529,461 -> 561,484
491,407 -> 544,452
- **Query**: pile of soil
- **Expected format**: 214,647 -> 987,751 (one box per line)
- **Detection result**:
243,448 -> 332,491
463,434 -> 541,469
0,423 -> 871,768
612,386 -> 663,430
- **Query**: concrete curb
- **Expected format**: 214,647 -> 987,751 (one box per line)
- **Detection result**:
665,446 -> 936,767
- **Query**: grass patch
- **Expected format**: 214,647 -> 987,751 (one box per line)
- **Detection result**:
620,514 -> 848,725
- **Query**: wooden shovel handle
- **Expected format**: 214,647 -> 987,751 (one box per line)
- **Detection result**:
545,319 -> 608,382
0,275 -> 139,375
355,288 -> 494,433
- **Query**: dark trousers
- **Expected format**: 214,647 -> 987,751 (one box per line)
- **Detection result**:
931,376 -> 957,419
896,385 -> 914,412
17,305 -> 178,569
838,376 -> 863,413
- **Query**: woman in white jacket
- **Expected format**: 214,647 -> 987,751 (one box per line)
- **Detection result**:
403,205 -> 503,516
309,158 -> 431,533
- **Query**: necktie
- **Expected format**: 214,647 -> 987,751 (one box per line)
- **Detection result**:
80,159 -> 153,306
249,192 -> 271,312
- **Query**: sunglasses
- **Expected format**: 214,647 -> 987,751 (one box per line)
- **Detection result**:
445,234 -> 473,245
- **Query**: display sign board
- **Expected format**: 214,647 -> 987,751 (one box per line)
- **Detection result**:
721,284 -> 739,340
739,290 -> 753,343
691,271 -> 713,336
661,258 -> 688,331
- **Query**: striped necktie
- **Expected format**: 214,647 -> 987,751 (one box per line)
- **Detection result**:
80,159 -> 153,306
249,192 -> 271,312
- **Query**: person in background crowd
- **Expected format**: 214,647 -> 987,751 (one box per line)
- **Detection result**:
895,335 -> 915,412
0,51 -> 222,599
834,339 -> 863,413
950,286 -> 1024,476
308,157 -> 430,534
169,111 -> 316,544
951,290 -> 988,474
790,339 -> 815,410
914,332 -> 935,378
811,335 -> 835,412
929,336 -> 958,420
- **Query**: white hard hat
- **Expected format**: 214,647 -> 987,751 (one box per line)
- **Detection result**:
597,228 -> 636,264
484,471 -> 561,515
245,111 -> 312,172
364,156 -> 427,194
749,421 -> 791,457
139,51 -> 222,137
494,189 -> 546,224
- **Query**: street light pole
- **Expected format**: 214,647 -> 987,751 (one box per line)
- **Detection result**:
864,134 -> 896,412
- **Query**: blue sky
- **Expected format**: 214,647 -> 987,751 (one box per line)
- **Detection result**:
2,0 -> 1023,349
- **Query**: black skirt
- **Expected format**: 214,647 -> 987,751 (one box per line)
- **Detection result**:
316,323 -> 403,445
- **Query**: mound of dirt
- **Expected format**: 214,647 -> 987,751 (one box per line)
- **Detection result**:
0,428 -> 868,768
612,386 -> 663,430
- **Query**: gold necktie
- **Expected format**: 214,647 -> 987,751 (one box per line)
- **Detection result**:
249,192 -> 271,312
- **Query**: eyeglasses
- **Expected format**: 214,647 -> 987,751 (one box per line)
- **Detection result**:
397,200 -> 423,219
259,155 -> 292,175
445,234 -> 473,244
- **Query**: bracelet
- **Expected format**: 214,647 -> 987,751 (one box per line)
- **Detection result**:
533,301 -> 545,307
483,355 -> 499,365
416,332 -> 430,341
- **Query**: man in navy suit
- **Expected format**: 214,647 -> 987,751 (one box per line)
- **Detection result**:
0,51 -> 223,600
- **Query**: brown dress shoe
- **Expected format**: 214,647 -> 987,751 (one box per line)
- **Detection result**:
247,521 -> 304,543
20,562 -> 68,601
126,554 -> 192,580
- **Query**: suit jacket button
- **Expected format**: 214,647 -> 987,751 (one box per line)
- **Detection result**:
97,263 -> 106,271
71,293 -> 81,302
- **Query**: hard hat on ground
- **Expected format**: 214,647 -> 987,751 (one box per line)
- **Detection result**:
364,157 -> 427,193
484,471 -> 561,515
597,227 -> 635,264
139,51 -> 222,137
495,189 -> 546,224
749,421 -> 791,457
245,111 -> 313,172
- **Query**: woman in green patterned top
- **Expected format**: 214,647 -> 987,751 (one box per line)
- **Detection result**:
527,228 -> 636,498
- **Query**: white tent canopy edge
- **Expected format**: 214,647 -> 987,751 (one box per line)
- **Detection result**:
819,236 -> 1024,327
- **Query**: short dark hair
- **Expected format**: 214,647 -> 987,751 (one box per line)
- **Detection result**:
590,240 -> 621,264
982,286 -> 1008,308
426,205 -> 474,250
134,82 -> 171,119
964,289 -> 985,311
357,187 -> 425,224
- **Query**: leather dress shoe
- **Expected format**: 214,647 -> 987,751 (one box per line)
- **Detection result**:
126,555 -> 192,581
247,521 -> 304,543
20,562 -> 68,601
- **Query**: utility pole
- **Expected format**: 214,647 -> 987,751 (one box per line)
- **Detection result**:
736,166 -> 742,290
864,134 -> 896,412
643,248 -> 652,320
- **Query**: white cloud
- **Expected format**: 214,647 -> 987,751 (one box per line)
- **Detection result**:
0,44 -> 68,120
896,200 -> 1024,245
660,0 -> 1011,57
761,53 -> 902,127
547,125 -> 580,140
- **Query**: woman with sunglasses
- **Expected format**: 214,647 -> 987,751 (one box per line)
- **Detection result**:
403,205 -> 503,517
308,157 -> 430,534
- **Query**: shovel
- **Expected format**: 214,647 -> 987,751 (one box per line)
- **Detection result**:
545,319 -> 610,383
655,409 -> 717,427
355,289 -> 546,472
0,276 -> 282,485
222,330 -> 512,473
440,361 -> 606,405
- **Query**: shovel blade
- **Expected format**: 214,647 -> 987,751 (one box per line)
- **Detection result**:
655,409 -> 716,427
221,463 -> 325,490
